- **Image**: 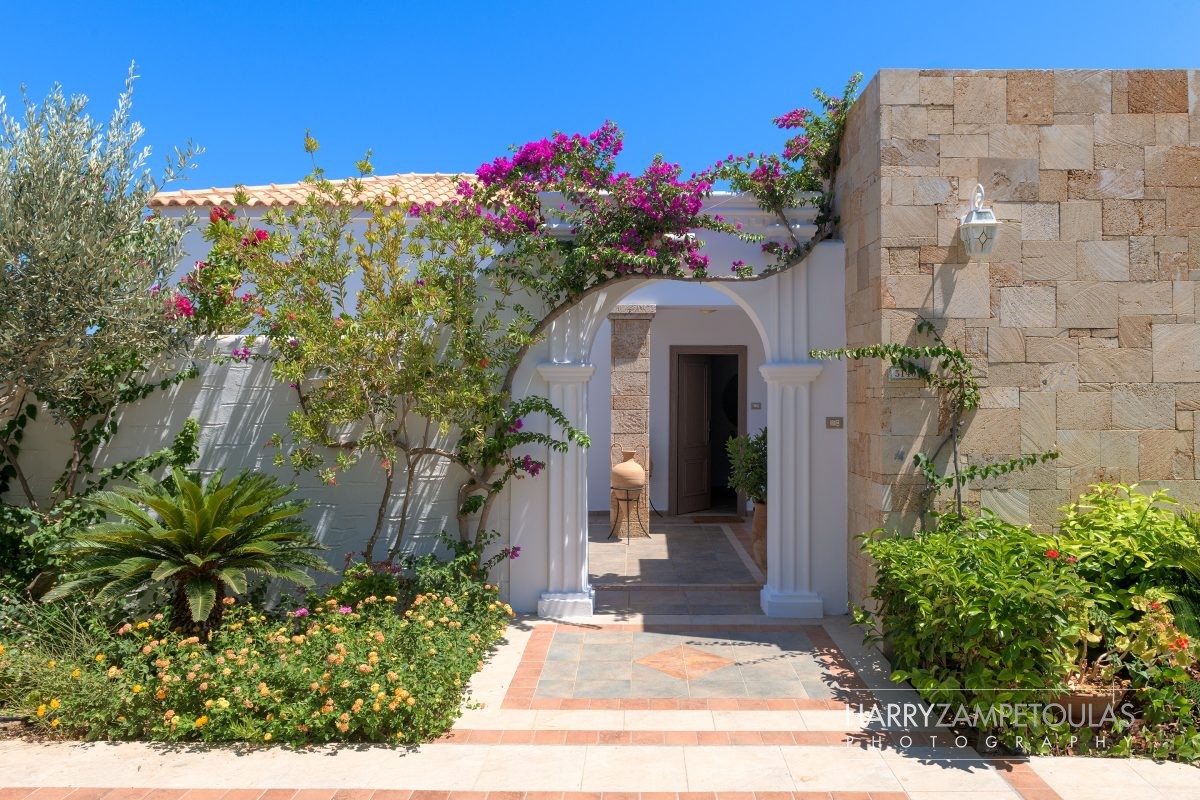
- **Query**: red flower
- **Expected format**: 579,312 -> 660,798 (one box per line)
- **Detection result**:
254,229 -> 269,242
478,358 -> 490,368
1045,549 -> 1059,559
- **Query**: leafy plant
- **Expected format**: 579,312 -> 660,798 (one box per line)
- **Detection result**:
857,512 -> 1086,727
726,427 -> 767,503
43,468 -> 329,633
812,318 -> 1058,518
0,65 -> 200,506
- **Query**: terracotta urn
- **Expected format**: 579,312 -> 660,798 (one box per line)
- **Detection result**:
611,450 -> 646,489
751,501 -> 768,571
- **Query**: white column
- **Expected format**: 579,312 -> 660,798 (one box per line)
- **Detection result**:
535,362 -> 595,618
759,362 -> 824,618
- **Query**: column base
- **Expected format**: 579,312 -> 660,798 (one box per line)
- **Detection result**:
537,589 -> 595,619
760,586 -> 824,618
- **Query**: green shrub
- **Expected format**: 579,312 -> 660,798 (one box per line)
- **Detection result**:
726,427 -> 767,503
859,512 -> 1086,715
44,468 -> 330,633
0,585 -> 512,744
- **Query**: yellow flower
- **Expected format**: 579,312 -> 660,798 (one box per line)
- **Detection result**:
47,659 -> 56,669
132,685 -> 142,694
0,643 -> 5,656
136,621 -> 149,630
194,715 -> 209,728
49,698 -> 60,709
95,654 -> 105,662
35,704 -> 47,717
216,698 -> 230,709
263,733 -> 272,741
50,719 -> 60,728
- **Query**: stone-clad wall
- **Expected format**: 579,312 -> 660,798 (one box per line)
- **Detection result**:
836,68 -> 1200,606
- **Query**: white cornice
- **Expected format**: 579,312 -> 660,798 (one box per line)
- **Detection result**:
760,362 -> 824,385
536,362 -> 596,383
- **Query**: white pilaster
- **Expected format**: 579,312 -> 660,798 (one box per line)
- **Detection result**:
759,362 -> 824,618
535,362 -> 595,618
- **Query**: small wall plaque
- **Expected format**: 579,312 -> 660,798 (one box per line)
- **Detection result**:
825,416 -> 844,429
750,402 -> 762,410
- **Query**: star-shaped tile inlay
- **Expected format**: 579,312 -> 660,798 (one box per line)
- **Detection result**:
635,644 -> 734,680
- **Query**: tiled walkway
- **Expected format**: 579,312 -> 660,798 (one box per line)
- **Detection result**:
2,615 -> 1197,799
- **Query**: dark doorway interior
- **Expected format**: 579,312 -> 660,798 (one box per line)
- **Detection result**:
669,346 -> 747,516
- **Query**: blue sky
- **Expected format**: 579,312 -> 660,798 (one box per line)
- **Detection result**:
2,1 -> 1197,190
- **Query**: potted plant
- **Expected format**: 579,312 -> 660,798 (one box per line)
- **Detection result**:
727,427 -> 767,570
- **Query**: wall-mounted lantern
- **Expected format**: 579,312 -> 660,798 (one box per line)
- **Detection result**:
959,183 -> 998,258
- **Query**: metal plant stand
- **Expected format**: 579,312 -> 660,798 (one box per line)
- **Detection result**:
608,486 -> 650,541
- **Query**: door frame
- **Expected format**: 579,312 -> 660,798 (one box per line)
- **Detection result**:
668,345 -> 748,517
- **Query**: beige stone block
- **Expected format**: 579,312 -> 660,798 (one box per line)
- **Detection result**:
1058,391 -> 1112,429
1094,143 -> 1145,170
1156,114 -> 1190,145
954,76 -> 1006,124
1000,285 -> 1056,328
882,275 -> 933,310
979,488 -> 1030,523
1060,200 -> 1103,241
1040,362 -> 1080,391
932,262 -> 989,318
611,394 -> 649,410
1058,430 -> 1101,469
1112,384 -> 1176,429
1054,70 -> 1112,114
1175,279 -> 1196,317
1152,323 -> 1200,382
1021,391 -> 1057,453
1040,125 -> 1095,169
1067,169 -> 1145,200
920,75 -> 955,105
1078,240 -> 1130,281
879,69 -> 920,104
1192,70 -> 1200,114
1101,429 -> 1140,479
882,138 -> 940,167
959,408 -> 1020,455
611,408 -> 647,434
991,361 -> 1044,388
612,355 -> 650,371
1026,336 -> 1078,363
892,176 -> 955,206
1102,199 -> 1167,235
610,371 -> 648,395
980,386 -> 1021,408
1129,235 -> 1157,279
1117,281 -> 1173,315
1022,241 -> 1077,280
1008,71 -> 1054,124
928,107 -> 954,134
977,157 -> 1039,202
882,205 -> 937,242
886,106 -> 929,140
890,247 -> 920,268
1128,70 -> 1189,114
1078,348 -> 1153,383
1021,203 -> 1060,240
989,125 -> 1040,159
1095,114 -> 1157,146
1118,315 -> 1153,348
1166,187 -> 1200,226
1057,281 -> 1118,329
988,327 -> 1026,363
1039,170 -> 1069,201
1145,145 -> 1170,187
1139,430 -> 1194,479
940,134 -> 989,158
886,398 -> 936,436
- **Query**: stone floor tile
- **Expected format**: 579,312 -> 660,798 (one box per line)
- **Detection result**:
580,746 -> 689,792
683,746 -> 797,791
779,747 -> 902,793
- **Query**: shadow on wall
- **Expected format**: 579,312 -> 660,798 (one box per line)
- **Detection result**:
5,341 -> 464,579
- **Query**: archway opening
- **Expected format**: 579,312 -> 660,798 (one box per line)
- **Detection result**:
582,280 -> 769,617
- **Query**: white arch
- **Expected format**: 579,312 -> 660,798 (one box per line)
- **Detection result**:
505,239 -> 849,619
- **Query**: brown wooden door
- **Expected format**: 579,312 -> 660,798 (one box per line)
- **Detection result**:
676,354 -> 712,514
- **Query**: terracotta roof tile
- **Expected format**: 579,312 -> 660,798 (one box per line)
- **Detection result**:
149,173 -> 465,209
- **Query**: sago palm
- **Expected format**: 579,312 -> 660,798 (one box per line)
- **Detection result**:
45,468 -> 329,633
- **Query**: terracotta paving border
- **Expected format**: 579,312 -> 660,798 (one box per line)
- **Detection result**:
501,624 -> 874,711
989,760 -> 1065,800
0,792 -> 913,800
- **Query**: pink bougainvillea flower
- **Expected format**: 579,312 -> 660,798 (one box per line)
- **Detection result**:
292,608 -> 309,617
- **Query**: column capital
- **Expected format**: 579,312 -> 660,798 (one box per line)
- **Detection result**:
536,362 -> 595,383
759,362 -> 823,385
607,303 -> 657,321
